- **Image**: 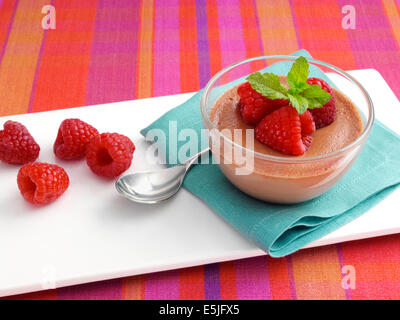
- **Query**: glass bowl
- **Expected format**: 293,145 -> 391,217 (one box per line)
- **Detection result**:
200,55 -> 374,204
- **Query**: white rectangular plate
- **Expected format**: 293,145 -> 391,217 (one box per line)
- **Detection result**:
0,69 -> 399,297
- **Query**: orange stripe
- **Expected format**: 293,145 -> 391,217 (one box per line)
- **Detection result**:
382,0 -> 400,51
254,0 -> 299,55
267,257 -> 293,300
291,246 -> 346,300
239,0 -> 264,72
179,266 -> 205,300
239,0 -> 262,58
122,275 -> 145,300
219,261 -> 237,299
0,0 -> 48,116
30,0 -> 97,113
179,0 -> 199,93
136,0 -> 154,99
341,235 -> 400,299
206,0 -> 222,77
0,0 -> 18,56
290,0 -> 356,69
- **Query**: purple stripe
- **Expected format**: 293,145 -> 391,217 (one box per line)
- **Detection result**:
90,42 -> 140,54
57,278 -> 122,300
0,0 -> 18,66
288,0 -> 302,49
195,0 -> 211,87
336,244 -> 352,300
152,0 -> 180,96
286,256 -> 297,300
144,270 -> 179,300
337,0 -> 400,99
336,0 -> 400,54
235,257 -> 271,300
252,0 -> 265,54
216,0 -> 248,80
204,263 -> 221,300
96,1 -> 132,8
251,0 -> 268,70
85,0 -> 140,105
89,19 -> 142,32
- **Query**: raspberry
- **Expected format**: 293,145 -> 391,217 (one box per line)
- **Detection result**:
299,110 -> 316,135
255,106 -> 314,156
17,162 -> 69,205
54,118 -> 99,160
86,133 -> 135,178
0,120 -> 40,164
306,78 -> 336,129
237,82 -> 288,125
302,135 -> 313,151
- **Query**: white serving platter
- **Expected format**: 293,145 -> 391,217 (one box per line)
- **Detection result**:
0,69 -> 399,297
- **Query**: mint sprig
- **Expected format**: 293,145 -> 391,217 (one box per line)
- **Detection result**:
246,56 -> 332,114
246,72 -> 288,100
287,56 -> 309,92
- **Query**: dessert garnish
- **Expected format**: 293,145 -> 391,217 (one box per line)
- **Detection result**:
17,162 -> 69,205
237,56 -> 336,156
54,118 -> 99,160
306,77 -> 336,128
0,120 -> 40,164
237,81 -> 288,125
246,56 -> 332,114
255,107 -> 315,156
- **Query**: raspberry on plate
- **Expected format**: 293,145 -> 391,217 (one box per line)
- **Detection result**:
86,133 -> 135,178
0,120 -> 40,164
237,82 -> 288,125
17,162 -> 69,205
255,106 -> 315,156
54,118 -> 99,160
306,77 -> 336,129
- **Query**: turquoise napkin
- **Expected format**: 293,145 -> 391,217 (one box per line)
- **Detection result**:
140,50 -> 400,257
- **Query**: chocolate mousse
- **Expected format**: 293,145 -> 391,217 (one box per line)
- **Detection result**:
210,83 -> 363,158
207,78 -> 364,203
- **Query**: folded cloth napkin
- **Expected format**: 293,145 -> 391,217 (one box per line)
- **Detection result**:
140,50 -> 400,257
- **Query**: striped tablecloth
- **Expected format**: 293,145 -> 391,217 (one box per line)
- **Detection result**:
1,0 -> 400,300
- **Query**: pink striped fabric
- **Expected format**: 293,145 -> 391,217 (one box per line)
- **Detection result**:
1,0 -> 400,300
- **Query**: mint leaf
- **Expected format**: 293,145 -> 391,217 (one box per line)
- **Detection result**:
287,56 -> 309,92
244,56 -> 332,115
302,85 -> 332,109
247,72 -> 288,100
288,93 -> 309,114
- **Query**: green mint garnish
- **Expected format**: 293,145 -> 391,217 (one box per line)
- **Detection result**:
246,72 -> 288,100
246,56 -> 332,114
287,56 -> 309,92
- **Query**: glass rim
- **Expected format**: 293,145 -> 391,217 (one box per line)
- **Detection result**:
200,55 -> 375,163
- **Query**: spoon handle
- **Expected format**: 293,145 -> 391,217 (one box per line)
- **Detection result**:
184,147 -> 211,171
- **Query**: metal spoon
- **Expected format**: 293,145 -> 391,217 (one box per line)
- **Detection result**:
115,148 -> 211,204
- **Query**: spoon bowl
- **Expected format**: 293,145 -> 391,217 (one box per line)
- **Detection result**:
116,165 -> 187,204
116,148 -> 210,204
